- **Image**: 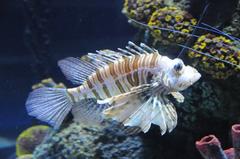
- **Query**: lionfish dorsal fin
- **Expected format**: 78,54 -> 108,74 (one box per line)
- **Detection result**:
58,57 -> 100,85
58,42 -> 157,85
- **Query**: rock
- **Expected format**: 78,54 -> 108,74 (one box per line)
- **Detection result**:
33,122 -> 145,159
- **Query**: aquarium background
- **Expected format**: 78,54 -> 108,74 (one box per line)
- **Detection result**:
0,0 -> 239,159
0,0 -> 134,157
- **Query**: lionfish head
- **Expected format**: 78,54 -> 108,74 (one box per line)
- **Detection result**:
168,58 -> 201,91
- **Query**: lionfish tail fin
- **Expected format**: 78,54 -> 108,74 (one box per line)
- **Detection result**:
26,87 -> 73,129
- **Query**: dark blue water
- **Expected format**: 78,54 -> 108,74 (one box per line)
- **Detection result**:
1,0 -> 239,159
0,0 -> 136,157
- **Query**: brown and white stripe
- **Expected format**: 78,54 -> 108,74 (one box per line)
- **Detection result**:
68,52 -> 161,102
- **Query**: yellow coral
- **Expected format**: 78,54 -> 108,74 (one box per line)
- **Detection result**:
16,125 -> 50,157
181,28 -> 190,34
191,19 -> 197,25
122,0 -> 165,23
168,33 -> 174,39
174,23 -> 183,30
215,62 -> 225,69
175,14 -> 183,22
197,35 -> 206,42
188,51 -> 195,58
129,10 -> 137,17
188,33 -> 240,79
183,21 -> 190,26
165,15 -> 172,22
199,42 -> 206,49
153,29 -> 162,36
17,154 -> 33,159
148,6 -> 197,45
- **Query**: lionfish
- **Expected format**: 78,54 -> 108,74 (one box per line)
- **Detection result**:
26,42 -> 201,135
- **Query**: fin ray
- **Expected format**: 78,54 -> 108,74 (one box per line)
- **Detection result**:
58,57 -> 96,85
26,87 -> 73,129
72,98 -> 110,125
102,83 -> 177,134
171,92 -> 185,103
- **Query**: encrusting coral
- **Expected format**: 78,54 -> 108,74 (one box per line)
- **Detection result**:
122,0 -> 166,23
148,6 -> 197,45
16,125 -> 50,157
223,1 -> 240,38
33,122 -> 144,158
32,78 -> 65,90
174,80 -> 231,134
17,154 -> 33,159
196,124 -> 240,159
188,33 -> 240,79
122,0 -> 197,45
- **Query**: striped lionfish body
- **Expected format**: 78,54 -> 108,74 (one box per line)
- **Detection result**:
68,49 -> 160,102
26,41 -> 201,134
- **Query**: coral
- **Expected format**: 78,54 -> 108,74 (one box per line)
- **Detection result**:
122,0 -> 166,23
148,6 -> 197,45
173,0 -> 190,10
223,1 -> 240,38
16,125 -> 50,157
33,122 -> 144,158
17,154 -> 33,159
188,33 -> 240,79
196,124 -> 240,159
175,80 -> 227,132
32,78 -> 66,90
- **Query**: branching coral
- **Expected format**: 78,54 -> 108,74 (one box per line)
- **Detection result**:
148,6 -> 197,45
16,125 -> 50,157
122,0 -> 166,23
196,124 -> 240,159
188,33 -> 240,79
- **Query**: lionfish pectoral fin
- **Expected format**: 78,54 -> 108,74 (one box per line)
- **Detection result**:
72,98 -> 110,125
102,84 -> 154,132
102,92 -> 143,120
100,83 -> 155,111
170,92 -> 185,103
116,123 -> 142,135
103,84 -> 177,134
122,94 -> 178,135
152,95 -> 178,135
103,93 -> 153,133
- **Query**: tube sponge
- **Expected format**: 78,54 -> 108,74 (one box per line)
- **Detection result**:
196,135 -> 228,159
196,124 -> 240,159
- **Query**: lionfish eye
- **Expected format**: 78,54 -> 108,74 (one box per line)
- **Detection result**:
174,63 -> 183,72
